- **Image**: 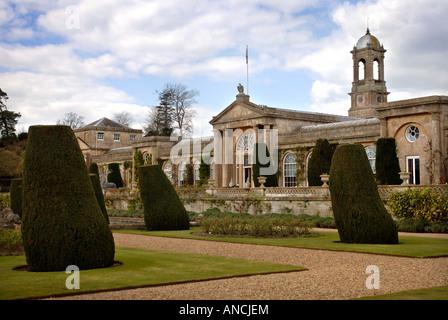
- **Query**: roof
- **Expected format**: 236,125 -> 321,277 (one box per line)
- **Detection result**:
75,117 -> 142,133
83,117 -> 130,129
297,117 -> 380,132
356,28 -> 381,50
210,97 -> 356,125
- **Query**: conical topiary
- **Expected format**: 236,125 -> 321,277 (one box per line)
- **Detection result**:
89,173 -> 109,224
307,138 -> 333,186
375,138 -> 402,185
107,163 -> 123,188
10,178 -> 23,218
253,143 -> 278,187
329,144 -> 398,244
89,162 -> 99,176
138,164 -> 190,231
21,125 -> 115,271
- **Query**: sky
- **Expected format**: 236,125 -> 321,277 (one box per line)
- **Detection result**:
1,0 -> 447,137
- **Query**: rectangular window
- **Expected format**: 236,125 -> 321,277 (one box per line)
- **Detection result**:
406,156 -> 420,185
97,132 -> 104,141
114,134 -> 120,142
130,134 -> 136,141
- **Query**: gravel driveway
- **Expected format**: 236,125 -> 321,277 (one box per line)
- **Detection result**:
52,230 -> 448,300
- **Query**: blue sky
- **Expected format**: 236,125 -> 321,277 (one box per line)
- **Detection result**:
1,0 -> 447,136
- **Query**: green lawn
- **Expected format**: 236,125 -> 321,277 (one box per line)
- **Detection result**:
115,228 -> 448,258
355,286 -> 448,300
0,247 -> 304,300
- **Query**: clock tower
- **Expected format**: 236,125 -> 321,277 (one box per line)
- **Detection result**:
349,29 -> 389,118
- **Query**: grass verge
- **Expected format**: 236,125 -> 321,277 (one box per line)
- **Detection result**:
0,246 -> 304,300
354,286 -> 448,300
114,228 -> 448,258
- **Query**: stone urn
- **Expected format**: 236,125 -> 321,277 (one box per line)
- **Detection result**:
399,172 -> 411,185
257,176 -> 267,188
207,179 -> 215,187
320,174 -> 330,187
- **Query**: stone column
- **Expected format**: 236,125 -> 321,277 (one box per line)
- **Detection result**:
432,113 -> 441,184
213,129 -> 223,187
222,129 -> 233,187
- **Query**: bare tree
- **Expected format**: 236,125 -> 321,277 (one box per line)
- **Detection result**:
56,112 -> 85,129
112,111 -> 133,126
157,83 -> 198,136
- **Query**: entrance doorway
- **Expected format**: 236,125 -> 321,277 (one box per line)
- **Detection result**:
406,156 -> 420,185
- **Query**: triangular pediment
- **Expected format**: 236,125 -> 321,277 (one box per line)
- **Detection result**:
210,101 -> 268,125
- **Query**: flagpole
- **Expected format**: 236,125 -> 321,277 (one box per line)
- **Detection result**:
246,45 -> 249,95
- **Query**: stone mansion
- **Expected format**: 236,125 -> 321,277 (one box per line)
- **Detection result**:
74,29 -> 448,188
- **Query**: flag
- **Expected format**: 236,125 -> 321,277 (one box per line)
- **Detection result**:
246,45 -> 248,64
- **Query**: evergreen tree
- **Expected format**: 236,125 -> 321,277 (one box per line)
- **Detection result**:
21,125 -> 115,271
198,158 -> 210,186
133,150 -> 144,182
0,89 -> 21,145
375,138 -> 402,185
138,165 -> 190,231
307,138 -> 333,186
89,162 -> 99,176
329,144 -> 398,244
107,163 -> 123,188
89,173 -> 109,224
252,143 -> 278,187
10,178 -> 23,218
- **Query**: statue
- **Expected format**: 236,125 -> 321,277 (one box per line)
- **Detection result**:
237,83 -> 244,94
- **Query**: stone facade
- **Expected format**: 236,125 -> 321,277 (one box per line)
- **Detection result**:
77,30 -> 448,188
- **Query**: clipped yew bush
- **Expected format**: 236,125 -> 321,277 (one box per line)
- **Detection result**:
21,125 -> 115,271
253,143 -> 278,187
307,138 -> 333,186
107,163 -> 123,188
375,138 -> 402,185
329,144 -> 398,244
138,164 -> 190,231
89,162 -> 99,176
10,178 -> 23,218
89,173 -> 109,224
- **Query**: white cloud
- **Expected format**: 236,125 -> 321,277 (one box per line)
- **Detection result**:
0,71 -> 144,131
1,0 -> 447,132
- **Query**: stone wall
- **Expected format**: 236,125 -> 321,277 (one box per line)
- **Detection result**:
104,185 -> 448,218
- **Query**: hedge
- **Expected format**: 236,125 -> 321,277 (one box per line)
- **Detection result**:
329,144 -> 398,244
138,164 -> 190,231
21,125 -> 115,271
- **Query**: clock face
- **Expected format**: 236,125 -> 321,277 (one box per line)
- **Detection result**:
357,95 -> 365,106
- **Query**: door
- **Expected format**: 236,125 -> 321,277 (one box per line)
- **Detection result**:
406,156 -> 420,185
243,167 -> 251,187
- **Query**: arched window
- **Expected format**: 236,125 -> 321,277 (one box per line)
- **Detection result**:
178,161 -> 187,186
144,153 -> 151,164
365,146 -> 376,174
163,161 -> 173,183
283,153 -> 297,187
193,159 -> 200,185
358,59 -> 366,80
236,132 -> 254,187
236,132 -> 254,152
373,59 -> 379,80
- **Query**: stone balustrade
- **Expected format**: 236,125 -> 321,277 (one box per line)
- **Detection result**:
104,184 -> 447,218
